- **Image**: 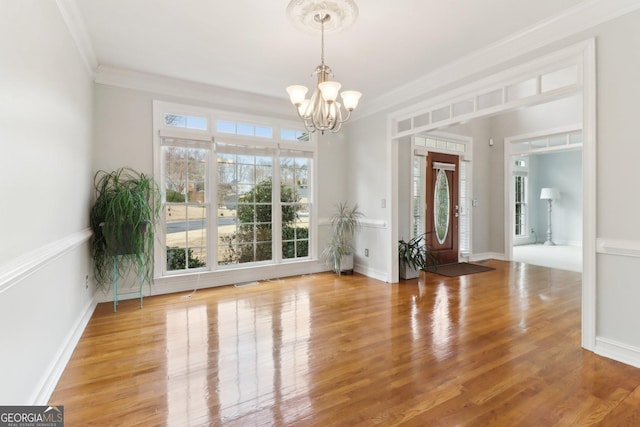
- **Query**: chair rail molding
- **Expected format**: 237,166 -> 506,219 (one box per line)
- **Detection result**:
596,238 -> 640,258
0,228 -> 93,295
318,217 -> 387,229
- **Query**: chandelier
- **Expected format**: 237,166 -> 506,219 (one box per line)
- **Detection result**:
286,0 -> 362,134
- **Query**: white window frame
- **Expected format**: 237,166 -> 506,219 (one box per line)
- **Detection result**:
153,100 -> 317,282
513,167 -> 529,242
161,135 -> 213,275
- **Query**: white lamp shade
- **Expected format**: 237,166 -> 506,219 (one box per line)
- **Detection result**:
341,90 -> 362,111
286,85 -> 308,105
540,188 -> 560,200
318,81 -> 342,102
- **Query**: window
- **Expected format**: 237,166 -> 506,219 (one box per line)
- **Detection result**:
415,135 -> 467,154
509,129 -> 582,154
459,161 -> 471,254
513,156 -> 529,239
164,113 -> 208,130
162,139 -> 210,272
514,174 -> 528,237
412,156 -> 425,238
216,146 -> 274,265
281,129 -> 310,142
280,153 -> 311,259
216,120 -> 273,139
154,101 -> 314,277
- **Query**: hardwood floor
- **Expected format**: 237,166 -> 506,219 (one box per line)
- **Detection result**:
50,260 -> 640,426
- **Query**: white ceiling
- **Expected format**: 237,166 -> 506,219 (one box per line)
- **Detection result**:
75,0 -> 592,103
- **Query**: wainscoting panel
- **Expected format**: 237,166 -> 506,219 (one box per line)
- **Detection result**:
0,229 -> 95,404
595,241 -> 640,368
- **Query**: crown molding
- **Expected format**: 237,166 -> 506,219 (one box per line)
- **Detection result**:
55,0 -> 98,75
95,65 -> 295,119
357,0 -> 640,119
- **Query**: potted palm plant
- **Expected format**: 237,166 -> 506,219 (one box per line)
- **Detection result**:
89,167 -> 161,290
322,202 -> 363,275
398,233 -> 437,279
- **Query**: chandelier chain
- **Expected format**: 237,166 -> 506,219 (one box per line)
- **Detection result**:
320,15 -> 325,65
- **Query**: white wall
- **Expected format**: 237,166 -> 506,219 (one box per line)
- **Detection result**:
0,2 -> 95,403
316,131 -> 350,262
591,10 -> 640,354
397,137 -> 412,242
346,113 -> 391,280
93,84 -> 155,174
437,120 -> 494,255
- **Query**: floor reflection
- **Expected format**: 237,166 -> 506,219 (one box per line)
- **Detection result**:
214,289 -> 312,424
431,283 -> 452,361
166,304 -> 210,426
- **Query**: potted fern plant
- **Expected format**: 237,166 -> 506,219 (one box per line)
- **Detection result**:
398,233 -> 437,279
89,167 -> 161,290
322,202 -> 363,275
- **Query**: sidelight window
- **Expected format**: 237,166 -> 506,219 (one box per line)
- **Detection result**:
514,174 -> 528,237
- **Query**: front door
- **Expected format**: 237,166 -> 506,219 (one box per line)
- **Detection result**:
426,152 -> 459,265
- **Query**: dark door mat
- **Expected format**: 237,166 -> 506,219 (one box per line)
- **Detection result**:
425,262 -> 495,277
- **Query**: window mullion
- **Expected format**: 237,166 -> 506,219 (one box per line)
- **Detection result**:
208,149 -> 217,268
273,153 -> 283,263
158,149 -> 167,275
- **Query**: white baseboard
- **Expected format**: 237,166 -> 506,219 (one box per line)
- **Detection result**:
469,252 -> 505,262
354,263 -> 388,282
595,336 -> 640,369
30,295 -> 98,405
552,239 -> 582,246
96,260 -> 330,303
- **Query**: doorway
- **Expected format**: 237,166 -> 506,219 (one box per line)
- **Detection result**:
505,127 -> 583,272
388,40 -> 596,350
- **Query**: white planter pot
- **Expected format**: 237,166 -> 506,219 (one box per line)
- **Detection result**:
340,254 -> 354,274
399,263 -> 419,280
